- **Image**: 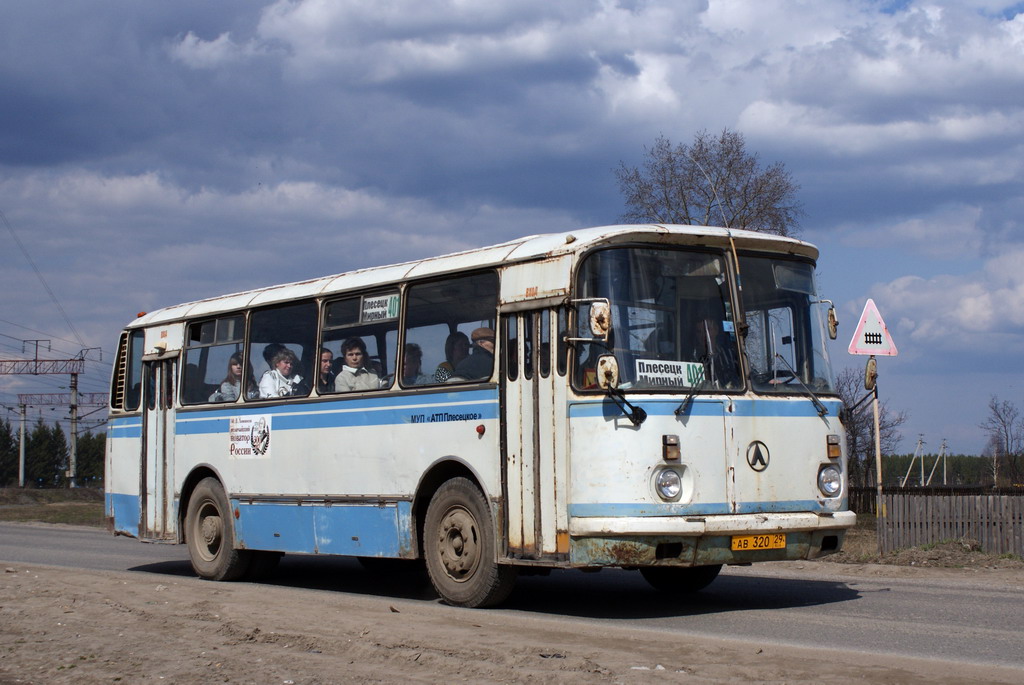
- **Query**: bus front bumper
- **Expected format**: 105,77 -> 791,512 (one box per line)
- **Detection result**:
566,510 -> 856,567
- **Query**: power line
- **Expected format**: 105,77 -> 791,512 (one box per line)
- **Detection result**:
1,208 -> 87,348
0,330 -> 113,371
0,318 -> 112,356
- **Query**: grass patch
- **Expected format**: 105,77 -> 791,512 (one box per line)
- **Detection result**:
0,488 -> 105,527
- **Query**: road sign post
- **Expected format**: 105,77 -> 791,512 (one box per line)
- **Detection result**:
848,300 -> 898,537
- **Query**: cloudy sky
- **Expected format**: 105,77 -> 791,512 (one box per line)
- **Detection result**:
2,0 -> 1023,456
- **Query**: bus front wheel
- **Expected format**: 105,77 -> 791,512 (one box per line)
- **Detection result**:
185,477 -> 252,581
640,564 -> 722,594
423,478 -> 516,608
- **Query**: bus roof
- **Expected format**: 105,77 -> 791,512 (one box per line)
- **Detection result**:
128,224 -> 816,328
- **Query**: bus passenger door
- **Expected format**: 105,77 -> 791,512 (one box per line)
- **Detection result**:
502,309 -> 566,559
139,358 -> 176,540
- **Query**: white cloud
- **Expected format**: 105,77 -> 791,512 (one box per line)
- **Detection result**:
0,169 -> 579,317
871,246 -> 1024,354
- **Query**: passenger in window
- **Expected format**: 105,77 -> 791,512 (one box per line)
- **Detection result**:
402,343 -> 432,386
334,337 -> 380,392
454,327 -> 495,380
434,332 -> 470,382
209,352 -> 245,402
317,347 -> 336,393
259,347 -> 306,398
262,343 -> 286,372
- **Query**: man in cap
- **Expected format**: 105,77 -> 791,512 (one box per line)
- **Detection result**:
454,327 -> 495,380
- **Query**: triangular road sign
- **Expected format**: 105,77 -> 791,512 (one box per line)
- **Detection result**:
848,299 -> 898,356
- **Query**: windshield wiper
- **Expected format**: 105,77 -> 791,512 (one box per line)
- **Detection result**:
675,356 -> 709,417
772,353 -> 828,417
608,387 -> 647,426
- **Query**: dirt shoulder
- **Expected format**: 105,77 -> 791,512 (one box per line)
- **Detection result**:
2,562 -> 1023,685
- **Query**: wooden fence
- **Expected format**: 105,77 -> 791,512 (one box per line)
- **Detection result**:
870,491 -> 1024,556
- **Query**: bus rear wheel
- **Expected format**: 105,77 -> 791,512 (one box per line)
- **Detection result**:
185,477 -> 252,581
424,478 -> 516,608
640,564 -> 722,594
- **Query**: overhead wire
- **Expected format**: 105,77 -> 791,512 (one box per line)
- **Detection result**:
1,209 -> 88,348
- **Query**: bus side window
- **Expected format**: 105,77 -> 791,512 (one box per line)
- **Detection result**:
556,306 -> 569,377
183,316 -> 246,405
322,292 -> 399,393
111,330 -> 145,411
247,302 -> 317,400
539,309 -> 551,378
404,272 -> 498,384
504,314 -> 518,382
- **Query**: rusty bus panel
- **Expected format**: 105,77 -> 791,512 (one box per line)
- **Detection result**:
569,536 -> 699,567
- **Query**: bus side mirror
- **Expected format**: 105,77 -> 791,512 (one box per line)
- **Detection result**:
816,299 -> 838,340
590,301 -> 612,340
596,354 -> 619,390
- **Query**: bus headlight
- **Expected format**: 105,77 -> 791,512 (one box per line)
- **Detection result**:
655,468 -> 682,501
818,465 -> 842,497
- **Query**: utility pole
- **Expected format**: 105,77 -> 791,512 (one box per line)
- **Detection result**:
901,436 -> 925,488
925,438 -> 948,486
19,404 -> 26,488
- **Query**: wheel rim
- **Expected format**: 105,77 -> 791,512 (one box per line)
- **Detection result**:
436,504 -> 480,583
193,499 -> 223,562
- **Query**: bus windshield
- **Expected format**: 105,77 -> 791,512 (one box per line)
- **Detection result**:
738,254 -> 836,394
574,246 -> 837,395
575,246 -> 742,392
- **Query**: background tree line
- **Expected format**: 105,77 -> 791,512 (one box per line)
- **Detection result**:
979,395 -> 1024,487
0,418 -> 105,488
880,452 -> 1008,488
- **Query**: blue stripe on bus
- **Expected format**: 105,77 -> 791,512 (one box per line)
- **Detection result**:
568,397 -> 842,420
232,500 -> 414,557
109,392 -> 839,437
174,389 -> 500,436
106,492 -> 140,537
569,499 -> 828,517
108,418 -> 143,439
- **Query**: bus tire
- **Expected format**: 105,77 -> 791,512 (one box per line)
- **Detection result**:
185,477 -> 252,581
640,564 -> 721,594
423,477 -> 516,608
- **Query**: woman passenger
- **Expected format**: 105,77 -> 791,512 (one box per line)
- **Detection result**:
259,347 -> 306,398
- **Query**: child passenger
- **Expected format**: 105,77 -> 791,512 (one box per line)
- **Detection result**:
334,337 -> 380,392
209,352 -> 254,402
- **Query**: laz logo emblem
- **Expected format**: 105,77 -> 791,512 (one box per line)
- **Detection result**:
746,441 -> 770,472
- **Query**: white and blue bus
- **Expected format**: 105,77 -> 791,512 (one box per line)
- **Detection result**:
106,224 -> 854,607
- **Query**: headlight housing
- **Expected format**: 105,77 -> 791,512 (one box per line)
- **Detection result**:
818,465 -> 842,497
654,468 -> 682,501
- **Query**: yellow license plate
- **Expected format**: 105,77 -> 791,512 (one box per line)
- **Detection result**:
731,533 -> 786,551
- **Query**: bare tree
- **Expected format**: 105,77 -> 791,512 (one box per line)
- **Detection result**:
615,129 -> 802,236
835,367 -> 908,487
979,395 -> 1023,488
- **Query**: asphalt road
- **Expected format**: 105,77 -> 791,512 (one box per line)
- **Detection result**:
3,522 -> 1023,670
